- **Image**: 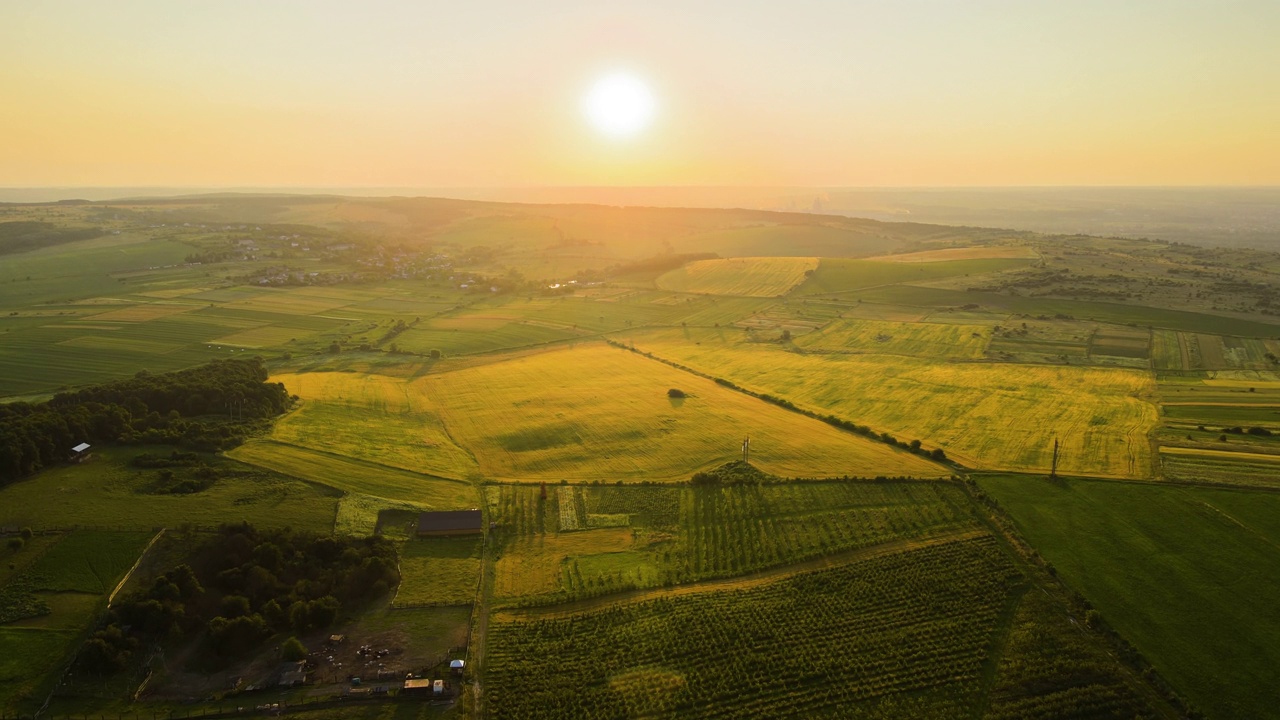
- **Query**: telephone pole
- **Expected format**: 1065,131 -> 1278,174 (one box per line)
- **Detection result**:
1050,437 -> 1060,479
742,436 -> 750,464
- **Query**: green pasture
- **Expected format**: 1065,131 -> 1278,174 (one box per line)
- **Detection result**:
0,447 -> 340,532
25,530 -> 152,594
978,474 -> 1280,720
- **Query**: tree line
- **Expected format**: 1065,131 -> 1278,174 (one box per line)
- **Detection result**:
0,358 -> 291,481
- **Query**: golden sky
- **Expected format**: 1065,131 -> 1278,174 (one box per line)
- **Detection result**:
2,1 -> 1278,187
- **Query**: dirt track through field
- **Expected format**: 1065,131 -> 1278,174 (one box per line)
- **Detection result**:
492,527 -> 988,621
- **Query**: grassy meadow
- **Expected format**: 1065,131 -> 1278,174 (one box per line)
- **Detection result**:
979,474 -> 1280,720
0,447 -> 341,532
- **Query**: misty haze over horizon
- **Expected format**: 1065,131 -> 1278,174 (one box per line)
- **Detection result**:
3,185 -> 1277,250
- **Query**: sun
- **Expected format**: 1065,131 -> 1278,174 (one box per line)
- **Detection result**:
582,72 -> 656,139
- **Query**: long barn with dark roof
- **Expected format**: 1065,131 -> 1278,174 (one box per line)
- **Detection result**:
416,510 -> 483,536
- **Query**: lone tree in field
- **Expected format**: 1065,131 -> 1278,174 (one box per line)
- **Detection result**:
667,388 -> 686,398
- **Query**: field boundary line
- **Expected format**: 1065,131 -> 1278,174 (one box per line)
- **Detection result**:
492,527 -> 986,621
108,528 -> 165,607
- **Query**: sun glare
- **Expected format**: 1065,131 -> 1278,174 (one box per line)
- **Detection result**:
582,72 -> 655,139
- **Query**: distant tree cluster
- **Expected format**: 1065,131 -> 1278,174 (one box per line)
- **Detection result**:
0,358 -> 291,481
80,523 -> 398,673
0,221 -> 103,257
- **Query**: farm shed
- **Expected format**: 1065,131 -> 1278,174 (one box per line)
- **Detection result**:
403,678 -> 434,695
70,442 -> 92,463
276,661 -> 306,687
416,509 -> 483,536
450,659 -> 466,675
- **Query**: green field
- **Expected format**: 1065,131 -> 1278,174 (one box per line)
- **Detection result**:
627,327 -> 1157,477
979,475 -> 1280,720
24,530 -> 153,594
0,447 -> 341,532
396,536 -> 483,607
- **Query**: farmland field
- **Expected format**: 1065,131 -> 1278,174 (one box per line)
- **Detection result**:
487,481 -> 979,605
396,536 -> 483,607
979,474 -> 1280,720
1159,446 -> 1280,487
227,440 -> 476,508
795,318 -> 991,359
485,534 -> 1163,720
792,257 -> 1033,296
626,328 -> 1157,477
654,257 -> 818,297
422,343 -> 945,480
269,371 -> 479,479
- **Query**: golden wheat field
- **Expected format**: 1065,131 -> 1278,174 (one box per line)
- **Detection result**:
627,328 -> 1159,478
268,370 -> 480,479
421,343 -> 945,480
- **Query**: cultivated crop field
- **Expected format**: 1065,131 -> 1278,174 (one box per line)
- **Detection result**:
487,480 -> 979,605
269,370 -> 480,479
485,535 -> 1162,720
979,474 -> 1280,720
627,328 -> 1158,477
654,257 -> 818,297
422,343 -> 945,480
795,318 -> 991,359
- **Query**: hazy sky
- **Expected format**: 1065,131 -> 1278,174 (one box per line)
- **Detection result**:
3,0 -> 1278,188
